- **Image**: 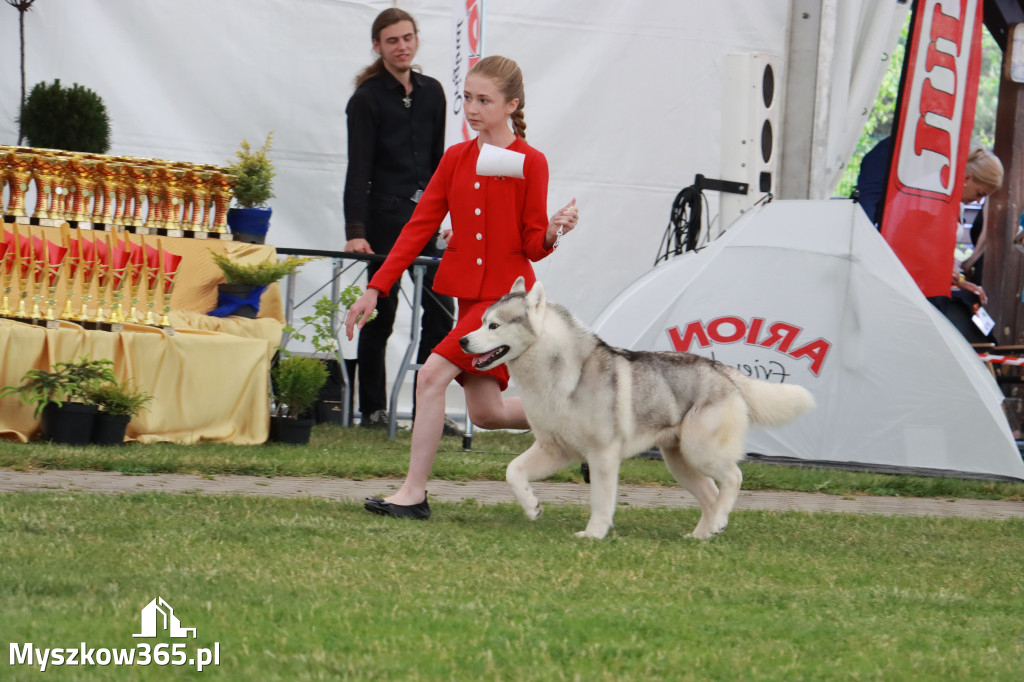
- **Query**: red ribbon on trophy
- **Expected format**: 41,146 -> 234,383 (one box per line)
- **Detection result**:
109,241 -> 131,291
94,238 -> 109,289
44,240 -> 68,287
162,250 -> 183,285
128,240 -> 146,287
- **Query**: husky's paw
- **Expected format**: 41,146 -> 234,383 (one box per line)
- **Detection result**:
524,503 -> 542,521
574,525 -> 610,540
689,522 -> 727,540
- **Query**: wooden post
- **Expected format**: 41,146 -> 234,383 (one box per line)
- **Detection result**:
982,41 -> 1024,343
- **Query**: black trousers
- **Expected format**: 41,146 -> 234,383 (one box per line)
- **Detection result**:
356,194 -> 455,417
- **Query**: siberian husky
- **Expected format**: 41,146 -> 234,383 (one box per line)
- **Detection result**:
460,277 -> 815,539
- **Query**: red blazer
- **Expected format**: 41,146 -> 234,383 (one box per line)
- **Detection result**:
368,137 -> 553,300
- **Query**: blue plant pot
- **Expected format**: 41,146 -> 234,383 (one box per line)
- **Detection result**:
210,283 -> 266,318
226,206 -> 272,244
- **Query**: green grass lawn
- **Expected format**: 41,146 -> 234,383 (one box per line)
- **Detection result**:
1,494 -> 1022,681
2,425 -> 1024,680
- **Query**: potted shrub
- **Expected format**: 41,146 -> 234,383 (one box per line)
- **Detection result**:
0,356 -> 115,444
225,131 -> 275,243
82,380 -> 154,445
208,251 -> 316,318
269,355 -> 328,444
18,78 -> 112,153
269,290 -> 374,443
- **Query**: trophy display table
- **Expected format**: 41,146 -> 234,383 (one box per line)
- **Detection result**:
0,223 -> 287,445
0,318 -> 276,444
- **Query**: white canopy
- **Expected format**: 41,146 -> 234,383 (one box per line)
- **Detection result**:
0,1 -> 913,421
592,200 -> 1024,481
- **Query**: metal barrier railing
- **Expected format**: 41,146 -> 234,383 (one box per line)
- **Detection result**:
276,247 -> 457,440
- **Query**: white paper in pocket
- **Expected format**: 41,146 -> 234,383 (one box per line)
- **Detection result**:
476,143 -> 525,179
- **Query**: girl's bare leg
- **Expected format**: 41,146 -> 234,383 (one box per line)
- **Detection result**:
383,353 -> 461,506
382,358 -> 530,506
462,374 -> 529,430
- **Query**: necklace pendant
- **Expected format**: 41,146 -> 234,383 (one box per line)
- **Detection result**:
402,96 -> 412,109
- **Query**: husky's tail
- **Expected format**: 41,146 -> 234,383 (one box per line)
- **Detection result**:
728,371 -> 816,427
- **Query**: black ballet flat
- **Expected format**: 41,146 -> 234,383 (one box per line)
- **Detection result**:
364,494 -> 431,520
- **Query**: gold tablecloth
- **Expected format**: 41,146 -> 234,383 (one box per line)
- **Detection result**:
0,319 -> 274,444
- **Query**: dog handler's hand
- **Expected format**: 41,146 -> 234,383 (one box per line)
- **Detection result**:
344,238 -> 374,254
546,198 -> 578,249
345,289 -> 379,340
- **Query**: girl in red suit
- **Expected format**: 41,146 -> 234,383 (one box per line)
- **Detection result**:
345,55 -> 578,519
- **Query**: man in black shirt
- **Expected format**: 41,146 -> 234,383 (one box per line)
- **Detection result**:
343,8 -> 456,430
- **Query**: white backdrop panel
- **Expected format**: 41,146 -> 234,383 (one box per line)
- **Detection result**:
0,0 -> 790,416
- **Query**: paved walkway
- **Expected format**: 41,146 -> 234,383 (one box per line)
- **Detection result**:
2,469 -> 1023,520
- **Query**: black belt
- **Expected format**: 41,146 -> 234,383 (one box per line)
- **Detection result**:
370,189 -> 423,205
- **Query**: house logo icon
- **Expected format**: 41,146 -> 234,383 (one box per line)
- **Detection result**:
133,597 -> 197,639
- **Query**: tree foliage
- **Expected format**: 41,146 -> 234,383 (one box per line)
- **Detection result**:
835,19 -> 1000,197
18,78 -> 112,153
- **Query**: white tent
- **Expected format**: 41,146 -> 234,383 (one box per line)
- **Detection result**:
592,200 -> 1024,481
0,0 -> 908,419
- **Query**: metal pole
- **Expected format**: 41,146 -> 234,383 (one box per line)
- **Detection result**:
388,263 -> 425,438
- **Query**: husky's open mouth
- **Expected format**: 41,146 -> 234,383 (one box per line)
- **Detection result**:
473,345 -> 509,369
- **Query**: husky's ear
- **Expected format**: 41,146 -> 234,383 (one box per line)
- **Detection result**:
510,276 -> 527,295
526,280 -> 546,311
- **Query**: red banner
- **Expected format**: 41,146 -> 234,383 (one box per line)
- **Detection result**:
880,0 -> 983,298
446,0 -> 484,149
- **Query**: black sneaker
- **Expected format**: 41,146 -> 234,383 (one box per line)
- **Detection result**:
361,409 -> 389,429
442,416 -> 464,437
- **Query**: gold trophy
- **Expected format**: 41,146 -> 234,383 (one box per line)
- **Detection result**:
62,234 -> 79,320
125,238 -> 146,322
128,165 -> 153,230
69,156 -> 98,224
209,171 -> 236,234
164,167 -> 188,233
92,161 -> 121,226
30,154 -> 58,222
144,241 -> 160,325
60,224 -> 84,320
13,228 -> 35,318
41,239 -> 68,322
6,153 -> 34,219
28,233 -> 45,319
92,236 -> 111,323
0,151 -> 9,216
78,235 -> 98,321
114,162 -> 135,227
107,235 -> 130,324
158,243 -> 183,327
146,165 -> 168,231
183,167 -> 208,232
0,235 -> 13,317
51,156 -> 73,223
7,225 -> 26,317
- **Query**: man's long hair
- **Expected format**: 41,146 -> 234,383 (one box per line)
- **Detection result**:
354,8 -> 419,88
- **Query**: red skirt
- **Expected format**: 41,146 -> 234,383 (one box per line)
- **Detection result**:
431,298 -> 510,391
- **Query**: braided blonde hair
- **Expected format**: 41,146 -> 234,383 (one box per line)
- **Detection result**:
469,56 -> 527,139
